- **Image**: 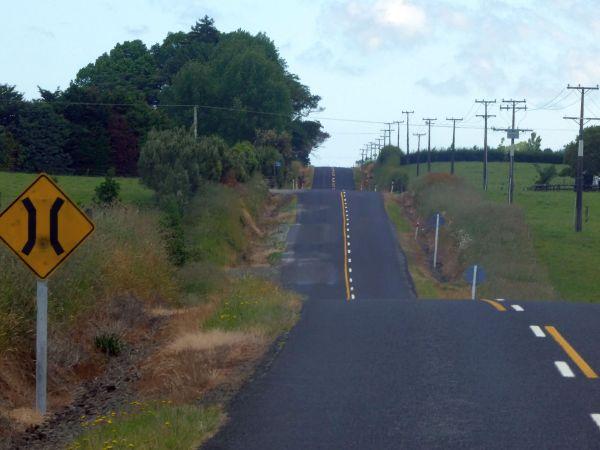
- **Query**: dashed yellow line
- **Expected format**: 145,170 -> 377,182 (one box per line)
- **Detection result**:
340,192 -> 351,301
480,299 -> 507,312
545,326 -> 598,379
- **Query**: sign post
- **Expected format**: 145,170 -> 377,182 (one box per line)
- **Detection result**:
470,265 -> 478,300
36,279 -> 48,414
0,174 -> 94,415
464,265 -> 486,300
428,213 -> 445,270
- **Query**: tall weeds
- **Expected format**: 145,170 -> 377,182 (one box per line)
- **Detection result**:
411,174 -> 558,300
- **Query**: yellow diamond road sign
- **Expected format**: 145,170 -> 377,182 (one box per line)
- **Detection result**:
0,174 -> 94,279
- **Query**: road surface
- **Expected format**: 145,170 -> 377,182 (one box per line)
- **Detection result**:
205,167 -> 600,449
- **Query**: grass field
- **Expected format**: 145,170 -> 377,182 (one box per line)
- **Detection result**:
405,161 -> 600,302
0,171 -> 154,209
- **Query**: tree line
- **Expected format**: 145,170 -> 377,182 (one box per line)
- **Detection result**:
0,17 -> 328,179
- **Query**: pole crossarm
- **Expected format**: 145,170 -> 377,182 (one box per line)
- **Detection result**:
491,127 -> 533,133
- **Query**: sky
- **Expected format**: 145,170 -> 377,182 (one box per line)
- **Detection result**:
3,0 -> 600,166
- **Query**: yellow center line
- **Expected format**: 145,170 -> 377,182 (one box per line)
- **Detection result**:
480,299 -> 507,312
340,192 -> 351,301
545,326 -> 598,379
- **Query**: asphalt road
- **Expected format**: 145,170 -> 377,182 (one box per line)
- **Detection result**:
205,167 -> 600,449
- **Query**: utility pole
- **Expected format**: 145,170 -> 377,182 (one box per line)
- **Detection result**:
446,117 -> 463,175
394,120 -> 404,149
380,129 -> 389,148
423,118 -> 437,172
476,99 -> 496,191
386,123 -> 393,147
563,84 -> 600,232
493,99 -> 530,205
413,132 -> 426,177
403,110 -> 414,164
193,105 -> 198,139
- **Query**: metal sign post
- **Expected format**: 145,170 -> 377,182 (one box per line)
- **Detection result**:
471,265 -> 478,300
433,213 -> 440,269
0,174 -> 94,415
464,265 -> 486,300
36,280 -> 48,414
428,213 -> 445,270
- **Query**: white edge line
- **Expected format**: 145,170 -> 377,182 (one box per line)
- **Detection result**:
591,414 -> 600,431
530,325 -> 546,338
555,361 -> 575,378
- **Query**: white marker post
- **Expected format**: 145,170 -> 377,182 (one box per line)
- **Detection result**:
433,213 -> 440,269
471,265 -> 478,300
391,181 -> 395,193
36,279 -> 48,415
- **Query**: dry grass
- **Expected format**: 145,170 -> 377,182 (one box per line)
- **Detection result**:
7,408 -> 43,427
139,323 -> 266,403
165,330 -> 263,354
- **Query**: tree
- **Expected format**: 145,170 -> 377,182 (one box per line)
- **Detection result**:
11,102 -> 72,173
190,16 -> 220,44
564,126 -> 600,183
138,128 -> 202,202
527,132 -> 542,152
255,129 -> 293,163
74,40 -> 160,104
0,127 -> 20,169
377,145 -> 404,165
108,114 -> 139,175
289,119 -> 329,165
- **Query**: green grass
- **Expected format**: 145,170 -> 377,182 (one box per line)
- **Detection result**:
203,276 -> 302,338
384,194 -> 470,299
69,402 -> 222,450
0,171 -> 154,209
406,161 -> 600,301
184,176 -> 268,267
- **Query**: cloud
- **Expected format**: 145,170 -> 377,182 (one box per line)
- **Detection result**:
27,26 -> 55,39
417,76 -> 468,96
125,25 -> 150,36
297,42 -> 365,76
373,0 -> 426,34
324,0 -> 428,52
321,0 -> 600,96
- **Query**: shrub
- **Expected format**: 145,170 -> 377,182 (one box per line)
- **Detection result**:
138,128 -> 201,202
94,332 -> 123,356
197,135 -> 224,182
225,141 -> 259,182
534,164 -> 557,184
159,196 -> 187,266
93,168 -> 121,205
